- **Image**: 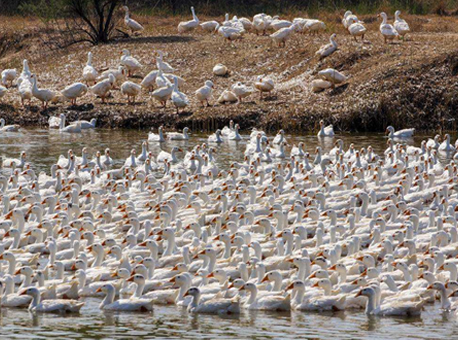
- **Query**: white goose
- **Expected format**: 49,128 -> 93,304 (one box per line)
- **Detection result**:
17,76 -> 33,106
78,118 -> 97,129
311,79 -> 333,92
152,82 -> 173,107
438,134 -> 455,153
318,68 -> 347,86
317,120 -> 335,137
0,118 -> 20,132
231,82 -> 254,102
148,126 -> 166,142
316,34 -> 338,59
348,22 -> 367,42
121,81 -> 142,104
213,63 -> 228,76
178,6 -> 199,33
342,11 -> 359,28
385,126 -> 414,138
217,90 -> 238,104
208,129 -> 224,143
123,6 -> 144,34
184,287 -> 240,314
270,23 -> 299,47
171,76 -> 189,113
200,20 -> 219,32
90,74 -> 115,103
61,82 -> 88,105
59,115 -> 82,133
20,287 -> 84,313
168,127 -> 190,141
378,12 -> 399,43
356,286 -> 424,316
82,52 -> 98,85
30,74 -> 55,109
394,10 -> 410,39
99,66 -> 126,87
1,69 -> 16,88
97,283 -> 153,311
120,49 -> 142,76
195,80 -> 214,107
155,50 -> 174,73
254,76 -> 274,99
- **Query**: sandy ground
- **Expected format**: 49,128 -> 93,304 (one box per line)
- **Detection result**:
0,13 -> 457,133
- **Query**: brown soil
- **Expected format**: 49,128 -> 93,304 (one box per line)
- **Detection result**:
0,14 -> 457,133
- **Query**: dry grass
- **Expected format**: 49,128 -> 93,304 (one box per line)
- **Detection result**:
0,13 -> 458,132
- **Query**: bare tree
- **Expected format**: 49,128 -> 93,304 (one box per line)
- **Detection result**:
22,0 -> 123,47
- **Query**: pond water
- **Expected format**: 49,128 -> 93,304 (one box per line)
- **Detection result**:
0,127 -> 457,339
0,128 -> 452,175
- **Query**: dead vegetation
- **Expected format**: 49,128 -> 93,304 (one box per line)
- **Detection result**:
0,13 -> 457,133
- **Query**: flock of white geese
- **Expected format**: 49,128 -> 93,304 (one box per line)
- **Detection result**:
1,121 -> 458,317
0,9 -> 410,111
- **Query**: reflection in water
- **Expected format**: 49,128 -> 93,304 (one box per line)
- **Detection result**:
1,128 -> 458,339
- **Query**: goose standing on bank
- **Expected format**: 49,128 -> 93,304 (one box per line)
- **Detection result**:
394,10 -> 410,39
99,66 -> 127,88
254,76 -> 274,99
30,74 -> 55,109
155,50 -> 175,73
196,80 -> 214,107
61,82 -> 88,106
17,77 -> 33,106
270,23 -> 300,47
378,12 -> 399,43
342,11 -> 359,29
121,81 -> 142,104
231,82 -> 254,102
82,52 -> 98,85
123,6 -> 144,34
348,21 -> 367,42
171,77 -> 189,113
1,69 -> 16,87
152,82 -> 173,107
90,74 -> 115,103
120,49 -> 142,77
178,7 -> 199,33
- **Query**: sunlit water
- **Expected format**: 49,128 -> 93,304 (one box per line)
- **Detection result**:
0,128 -> 457,339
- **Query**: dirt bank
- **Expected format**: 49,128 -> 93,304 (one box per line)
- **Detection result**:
1,14 -> 457,133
